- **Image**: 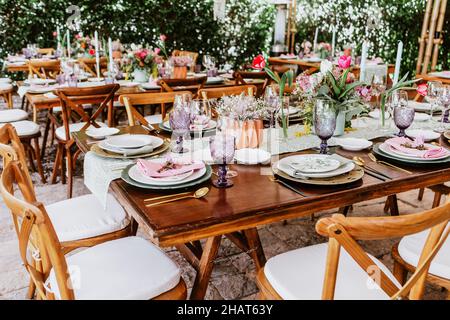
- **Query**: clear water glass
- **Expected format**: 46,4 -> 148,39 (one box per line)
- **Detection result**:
435,85 -> 450,133
314,98 -> 336,154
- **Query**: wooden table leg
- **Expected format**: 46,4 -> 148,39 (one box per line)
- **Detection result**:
243,228 -> 266,270
190,235 -> 221,300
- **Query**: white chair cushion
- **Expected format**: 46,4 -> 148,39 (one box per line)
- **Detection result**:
0,109 -> 28,123
55,122 -> 107,140
264,243 -> 401,300
46,236 -> 181,300
0,83 -> 13,91
398,223 -> 449,280
144,114 -> 163,124
0,120 -> 40,136
0,77 -> 12,83
46,193 -> 130,243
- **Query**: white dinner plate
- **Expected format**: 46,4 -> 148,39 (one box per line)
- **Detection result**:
429,71 -> 450,79
369,109 -> 391,120
234,148 -> 271,165
408,101 -> 432,112
118,80 -> 140,87
405,129 -> 441,142
141,83 -> 161,90
162,120 -> 217,131
105,134 -> 162,149
414,113 -> 430,122
86,127 -> 120,140
206,77 -> 225,85
379,142 -> 450,160
305,57 -> 321,62
87,77 -> 104,82
277,155 -> 355,178
335,138 -> 373,151
27,86 -> 57,94
281,154 -> 341,173
0,78 -> 12,83
25,78 -> 56,85
128,161 -> 206,186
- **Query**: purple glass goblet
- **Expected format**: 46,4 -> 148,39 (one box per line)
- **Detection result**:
209,135 -> 236,188
314,98 -> 336,154
394,105 -> 415,137
169,107 -> 191,153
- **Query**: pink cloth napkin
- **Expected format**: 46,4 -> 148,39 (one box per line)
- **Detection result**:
385,137 -> 449,159
136,159 -> 205,178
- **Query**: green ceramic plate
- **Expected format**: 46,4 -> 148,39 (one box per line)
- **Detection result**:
121,164 -> 212,190
373,143 -> 450,166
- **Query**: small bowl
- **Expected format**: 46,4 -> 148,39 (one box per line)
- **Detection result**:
335,138 -> 373,151
234,148 -> 271,165
86,127 -> 120,140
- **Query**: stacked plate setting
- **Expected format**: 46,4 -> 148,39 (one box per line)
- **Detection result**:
273,154 -> 363,185
98,134 -> 163,157
122,159 -> 212,190
159,119 -> 217,133
373,141 -> 450,165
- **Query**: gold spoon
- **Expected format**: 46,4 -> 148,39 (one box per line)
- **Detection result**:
352,156 -> 391,179
145,187 -> 209,207
367,153 -> 412,174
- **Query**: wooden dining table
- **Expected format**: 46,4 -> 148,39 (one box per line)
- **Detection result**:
72,125 -> 450,299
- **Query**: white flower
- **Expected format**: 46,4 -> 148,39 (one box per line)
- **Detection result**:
320,60 -> 333,75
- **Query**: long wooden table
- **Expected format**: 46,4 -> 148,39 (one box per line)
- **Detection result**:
73,126 -> 450,299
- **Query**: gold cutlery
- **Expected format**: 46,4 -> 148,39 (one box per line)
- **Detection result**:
143,191 -> 191,202
367,153 -> 412,174
268,176 -> 307,197
145,187 -> 209,207
352,156 -> 392,180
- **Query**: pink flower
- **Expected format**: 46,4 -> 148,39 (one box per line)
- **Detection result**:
338,55 -> 352,69
159,34 -> 167,42
75,33 -> 82,39
346,72 -> 355,84
296,74 -> 312,92
417,83 -> 428,96
356,86 -> 373,102
154,47 -> 161,55
53,31 -> 57,37
251,54 -> 266,70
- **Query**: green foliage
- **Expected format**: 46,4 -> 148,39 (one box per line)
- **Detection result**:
295,0 -> 449,75
0,0 -> 276,68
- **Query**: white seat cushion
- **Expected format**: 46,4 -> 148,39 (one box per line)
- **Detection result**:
0,109 -> 28,123
264,243 -> 401,300
144,114 -> 163,124
0,77 -> 12,83
0,83 -> 13,91
46,194 -> 130,243
46,237 -> 181,300
398,224 -> 449,280
0,120 -> 40,136
55,122 -> 107,140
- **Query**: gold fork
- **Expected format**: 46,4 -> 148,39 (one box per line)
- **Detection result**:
368,153 -> 412,174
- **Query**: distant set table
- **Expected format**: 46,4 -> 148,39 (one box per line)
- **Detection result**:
73,125 -> 450,299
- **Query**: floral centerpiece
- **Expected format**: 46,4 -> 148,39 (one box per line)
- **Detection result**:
317,42 -> 332,59
125,48 -> 161,82
215,94 -> 268,148
72,33 -> 96,58
292,55 -> 371,135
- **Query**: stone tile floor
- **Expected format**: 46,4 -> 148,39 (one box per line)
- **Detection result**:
0,97 -> 447,300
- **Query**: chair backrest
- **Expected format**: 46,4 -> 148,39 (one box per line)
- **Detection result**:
315,199 -> 450,300
119,91 -> 192,126
55,84 -> 120,141
157,76 -> 207,97
234,71 -> 270,93
0,159 -> 74,300
0,124 -> 33,186
172,50 -> 199,72
198,85 -> 257,100
28,59 -> 60,79
38,48 -> 55,56
77,57 -> 108,77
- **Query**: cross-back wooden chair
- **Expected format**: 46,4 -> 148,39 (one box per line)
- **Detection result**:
52,84 -> 120,198
38,48 -> 55,56
234,70 -> 271,95
27,59 -> 60,79
0,159 -> 186,300
77,57 -> 108,77
157,76 -> 207,99
119,91 -> 192,126
172,50 -> 199,72
198,84 -> 257,100
257,200 -> 450,300
0,82 -> 14,109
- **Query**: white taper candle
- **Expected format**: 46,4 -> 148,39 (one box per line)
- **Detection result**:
359,41 -> 369,82
393,41 -> 403,85
313,28 -> 319,53
66,30 -> 70,59
94,31 -> 100,78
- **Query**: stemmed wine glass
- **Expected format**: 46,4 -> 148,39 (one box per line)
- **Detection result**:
264,85 -> 280,129
427,81 -> 442,127
314,98 -> 336,154
371,74 -> 387,112
393,93 -> 415,137
295,43 -> 301,56
169,103 -> 191,153
435,85 -> 450,133
210,134 -> 236,188
190,99 -> 212,131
